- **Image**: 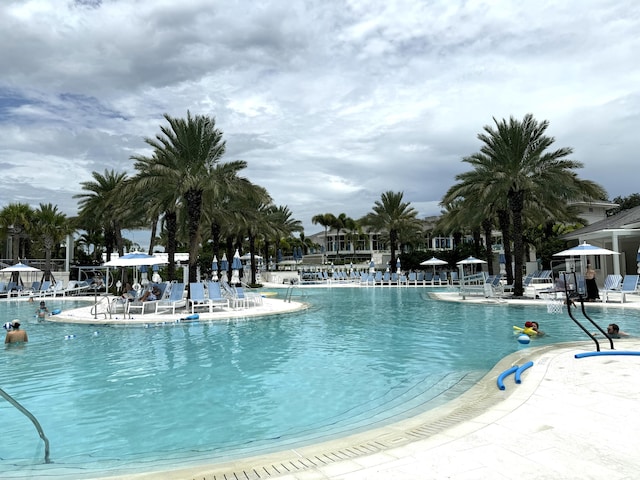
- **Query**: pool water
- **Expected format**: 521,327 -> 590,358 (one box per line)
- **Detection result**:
0,290 -> 634,478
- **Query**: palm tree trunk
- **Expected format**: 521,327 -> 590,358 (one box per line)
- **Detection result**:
497,209 -> 513,286
165,210 -> 177,281
185,189 -> 203,283
482,219 -> 494,276
509,191 -> 525,296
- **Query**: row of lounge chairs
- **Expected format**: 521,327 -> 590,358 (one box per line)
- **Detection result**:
0,279 -> 94,298
305,270 -> 459,286
118,281 -> 263,316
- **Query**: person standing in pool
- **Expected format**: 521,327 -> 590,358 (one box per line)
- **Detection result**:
5,320 -> 28,344
36,300 -> 49,321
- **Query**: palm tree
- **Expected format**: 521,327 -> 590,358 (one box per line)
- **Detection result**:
0,202 -> 34,261
74,169 -> 132,261
332,213 -> 357,260
32,203 -> 74,281
361,191 -> 420,273
311,213 -> 337,264
134,112 -> 238,283
457,114 -> 606,296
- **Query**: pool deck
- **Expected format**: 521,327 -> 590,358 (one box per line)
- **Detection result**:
22,284 -> 640,479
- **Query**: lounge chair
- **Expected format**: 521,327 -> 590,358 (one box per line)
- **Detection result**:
600,274 -> 623,302
603,274 -> 639,303
206,281 -> 230,310
128,282 -> 169,315
155,282 -> 187,314
189,282 -> 214,313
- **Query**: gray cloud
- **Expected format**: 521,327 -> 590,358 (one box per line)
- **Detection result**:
1,0 -> 639,236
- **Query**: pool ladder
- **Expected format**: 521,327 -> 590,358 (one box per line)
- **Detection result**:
284,283 -> 301,302
0,387 -> 50,463
561,272 -> 613,352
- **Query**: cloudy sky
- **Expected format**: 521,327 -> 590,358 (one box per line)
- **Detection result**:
1,0 -> 639,241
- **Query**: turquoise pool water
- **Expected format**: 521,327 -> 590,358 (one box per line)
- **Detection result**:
0,290 -> 635,478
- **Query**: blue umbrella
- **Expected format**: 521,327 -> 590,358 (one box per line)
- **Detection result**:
232,255 -> 243,270
277,249 -> 283,263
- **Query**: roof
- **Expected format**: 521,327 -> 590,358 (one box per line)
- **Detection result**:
563,205 -> 640,239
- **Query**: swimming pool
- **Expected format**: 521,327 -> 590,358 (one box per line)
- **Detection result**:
1,290 -> 634,478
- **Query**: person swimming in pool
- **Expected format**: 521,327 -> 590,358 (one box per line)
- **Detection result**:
5,320 -> 28,344
531,321 -> 545,336
607,323 -> 628,338
36,300 -> 49,321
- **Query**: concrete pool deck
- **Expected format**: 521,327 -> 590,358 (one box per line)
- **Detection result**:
23,285 -> 640,479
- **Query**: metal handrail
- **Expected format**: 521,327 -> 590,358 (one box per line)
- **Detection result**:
562,272 -> 613,352
0,387 -> 51,463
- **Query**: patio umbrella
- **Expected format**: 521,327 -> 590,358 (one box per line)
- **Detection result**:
152,264 -> 161,283
220,253 -> 229,283
369,259 -> 375,274
499,250 -> 507,275
211,255 -> 218,282
456,256 -> 487,275
231,249 -> 242,284
420,256 -> 447,277
0,262 -> 41,288
637,246 -> 640,274
553,241 -> 620,257
239,253 -> 263,261
0,262 -> 41,273
396,257 -> 401,273
103,252 -> 168,267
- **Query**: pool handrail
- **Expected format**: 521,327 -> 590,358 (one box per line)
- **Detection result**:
0,386 -> 51,464
561,272 -> 613,352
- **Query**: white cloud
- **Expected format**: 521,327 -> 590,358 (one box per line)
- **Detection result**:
1,0 -> 639,236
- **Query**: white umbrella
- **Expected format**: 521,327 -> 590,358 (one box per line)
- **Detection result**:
0,262 -> 41,288
220,253 -> 229,283
553,241 -> 620,257
0,262 -> 41,273
211,255 -> 219,282
103,252 -> 168,267
456,256 -> 487,264
239,253 -> 263,261
456,256 -> 486,276
420,256 -> 447,277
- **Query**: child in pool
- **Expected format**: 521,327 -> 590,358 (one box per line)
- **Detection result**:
36,300 -> 49,321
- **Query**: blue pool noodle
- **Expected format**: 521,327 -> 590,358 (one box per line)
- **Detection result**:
575,351 -> 640,359
497,365 -> 519,390
514,361 -> 534,384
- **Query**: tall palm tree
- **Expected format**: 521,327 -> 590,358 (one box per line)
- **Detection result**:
457,114 -> 606,296
332,213 -> 357,260
361,191 -> 420,273
32,203 -> 74,281
74,169 -> 132,261
0,202 -> 34,261
311,213 -> 336,264
134,112 -> 237,283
